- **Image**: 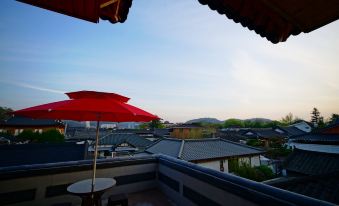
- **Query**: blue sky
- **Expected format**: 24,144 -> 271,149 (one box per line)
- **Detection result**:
0,0 -> 338,122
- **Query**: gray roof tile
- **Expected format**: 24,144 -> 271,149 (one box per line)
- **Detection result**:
284,149 -> 339,175
99,133 -> 152,148
146,138 -> 263,161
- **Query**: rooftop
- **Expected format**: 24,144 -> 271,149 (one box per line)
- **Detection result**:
0,116 -> 64,127
98,133 -> 152,149
267,172 -> 339,205
146,138 -> 264,162
290,133 -> 339,144
284,149 -> 339,175
277,126 -> 306,137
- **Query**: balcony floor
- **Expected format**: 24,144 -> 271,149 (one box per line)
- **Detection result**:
102,189 -> 176,206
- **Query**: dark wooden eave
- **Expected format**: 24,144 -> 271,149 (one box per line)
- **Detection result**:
198,0 -> 339,43
17,0 -> 133,24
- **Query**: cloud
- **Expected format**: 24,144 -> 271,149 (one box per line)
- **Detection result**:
0,80 -> 64,94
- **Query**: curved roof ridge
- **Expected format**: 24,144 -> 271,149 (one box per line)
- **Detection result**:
220,138 -> 264,151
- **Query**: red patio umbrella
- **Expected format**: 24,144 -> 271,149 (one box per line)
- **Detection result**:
13,90 -> 159,197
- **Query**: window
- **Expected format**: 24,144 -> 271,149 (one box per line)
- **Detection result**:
219,160 -> 224,172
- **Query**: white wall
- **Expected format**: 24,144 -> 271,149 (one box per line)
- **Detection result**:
250,156 -> 260,167
198,156 -> 261,174
198,159 -> 229,173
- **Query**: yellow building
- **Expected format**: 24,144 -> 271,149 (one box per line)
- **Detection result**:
170,124 -> 204,139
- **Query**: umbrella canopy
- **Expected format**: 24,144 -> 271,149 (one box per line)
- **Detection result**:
14,90 -> 158,122
12,90 -> 159,201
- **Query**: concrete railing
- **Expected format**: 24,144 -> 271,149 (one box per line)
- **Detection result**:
0,155 -> 334,206
0,156 -> 157,206
156,154 -> 334,206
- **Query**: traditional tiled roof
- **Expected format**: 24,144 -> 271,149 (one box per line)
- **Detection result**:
153,128 -> 171,137
0,116 -> 64,127
99,133 -> 152,149
146,139 -> 182,158
245,128 -> 286,139
146,138 -> 263,161
66,127 -> 111,140
277,126 -> 306,137
198,0 -> 339,43
284,149 -> 339,175
0,142 -> 87,167
290,134 -> 339,143
267,172 -> 339,205
216,131 -> 247,143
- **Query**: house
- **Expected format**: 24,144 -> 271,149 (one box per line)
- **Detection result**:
216,130 -> 248,143
266,149 -> 339,205
318,120 -> 339,134
287,121 -> 339,153
170,124 -> 204,139
243,128 -> 287,147
153,128 -> 171,138
274,126 -> 307,138
65,127 -> 112,141
290,121 -> 313,133
92,133 -> 153,157
146,138 -> 264,173
0,116 -> 65,136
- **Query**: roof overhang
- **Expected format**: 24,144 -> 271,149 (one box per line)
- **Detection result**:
17,0 -> 133,24
198,0 -> 339,43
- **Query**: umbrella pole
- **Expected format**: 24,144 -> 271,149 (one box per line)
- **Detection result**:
91,120 -> 100,202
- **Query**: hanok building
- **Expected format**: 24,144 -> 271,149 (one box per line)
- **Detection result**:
243,128 -> 287,147
146,138 -> 264,173
170,124 -> 204,139
266,149 -> 339,205
0,116 -> 65,136
287,121 -> 339,153
93,133 -> 153,157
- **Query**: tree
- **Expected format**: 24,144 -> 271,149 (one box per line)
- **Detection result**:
232,163 -> 274,182
0,106 -> 13,121
223,119 -> 244,128
310,108 -> 322,127
17,129 -> 41,142
139,119 -> 165,129
330,114 -> 339,124
16,129 -> 64,143
280,112 -> 296,125
40,129 -> 64,143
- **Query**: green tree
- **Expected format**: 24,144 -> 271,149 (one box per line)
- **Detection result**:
246,139 -> 264,147
40,129 -> 64,143
311,107 -> 321,127
232,163 -> 274,182
17,129 -> 41,142
223,119 -> 244,128
329,114 -> 339,124
280,112 -> 295,125
149,119 -> 165,129
0,106 -> 13,121
139,119 -> 165,129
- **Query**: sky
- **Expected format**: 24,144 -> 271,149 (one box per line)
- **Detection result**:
0,0 -> 338,123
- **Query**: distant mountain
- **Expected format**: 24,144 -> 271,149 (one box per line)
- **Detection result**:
243,118 -> 272,123
186,118 -> 223,124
